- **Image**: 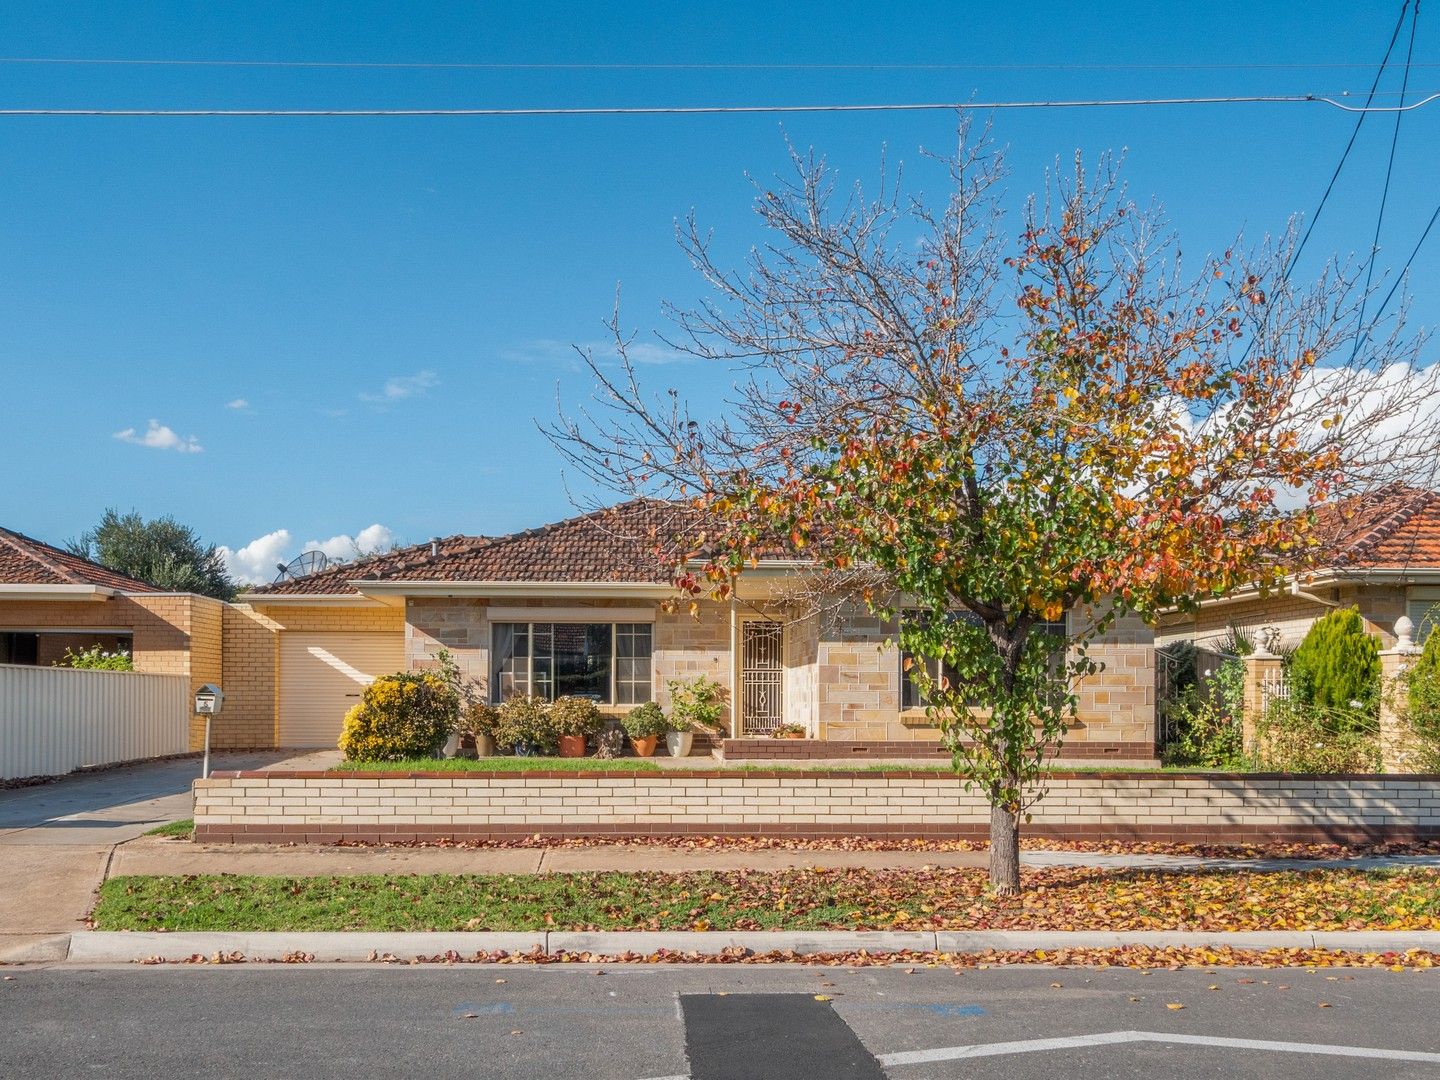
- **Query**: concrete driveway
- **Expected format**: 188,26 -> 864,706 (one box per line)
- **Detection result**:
0,751 -> 323,961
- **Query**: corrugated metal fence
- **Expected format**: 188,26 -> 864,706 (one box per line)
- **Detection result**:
0,663 -> 188,780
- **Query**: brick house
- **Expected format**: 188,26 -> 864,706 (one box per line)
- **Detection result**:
0,526 -> 226,749
244,501 -> 1157,761
4,503 -> 1157,760
1155,486 -> 1440,652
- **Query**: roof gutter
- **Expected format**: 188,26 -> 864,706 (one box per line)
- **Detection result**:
0,584 -> 115,602
1169,566 -> 1440,614
351,580 -> 681,600
240,593 -> 392,608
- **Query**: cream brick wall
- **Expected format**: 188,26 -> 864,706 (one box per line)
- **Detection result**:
1155,584 -> 1407,651
218,601 -> 406,750
0,594 -> 225,750
194,770 -> 1440,842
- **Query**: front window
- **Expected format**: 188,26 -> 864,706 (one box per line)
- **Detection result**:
901,612 -> 1067,709
491,622 -> 652,705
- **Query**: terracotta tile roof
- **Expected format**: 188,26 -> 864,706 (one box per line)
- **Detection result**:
0,527 -> 164,592
1317,485 -> 1440,571
249,499 -> 710,595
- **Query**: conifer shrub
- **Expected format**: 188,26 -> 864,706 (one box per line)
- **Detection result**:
1287,607 -> 1380,728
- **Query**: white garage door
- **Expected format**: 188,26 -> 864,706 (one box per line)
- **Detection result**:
278,631 -> 406,747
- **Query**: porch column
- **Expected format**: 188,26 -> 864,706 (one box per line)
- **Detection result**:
1379,616 -> 1423,773
1240,634 -> 1284,756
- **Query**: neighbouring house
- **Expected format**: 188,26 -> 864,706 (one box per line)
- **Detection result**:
0,526 -> 225,749
1155,485 -> 1440,653
244,500 -> 1156,761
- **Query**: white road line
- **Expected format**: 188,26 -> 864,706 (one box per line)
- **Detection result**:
879,1031 -> 1142,1065
877,1029 -> 1440,1067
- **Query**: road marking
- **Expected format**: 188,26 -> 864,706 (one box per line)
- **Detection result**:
877,1029 -> 1440,1067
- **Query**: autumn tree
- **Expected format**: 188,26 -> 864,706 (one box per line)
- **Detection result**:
549,132 -> 1440,893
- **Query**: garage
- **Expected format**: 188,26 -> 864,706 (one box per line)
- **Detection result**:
278,631 -> 405,747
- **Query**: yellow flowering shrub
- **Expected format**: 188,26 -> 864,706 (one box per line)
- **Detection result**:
338,672 -> 460,761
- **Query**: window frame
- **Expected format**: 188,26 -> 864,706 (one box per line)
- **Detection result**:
490,620 -> 653,706
899,610 -> 1069,711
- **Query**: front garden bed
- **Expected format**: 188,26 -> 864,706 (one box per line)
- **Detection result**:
91,866 -> 1440,933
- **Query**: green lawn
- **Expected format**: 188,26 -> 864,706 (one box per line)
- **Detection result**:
144,819 -> 194,838
335,757 -> 663,773
90,866 -> 1440,933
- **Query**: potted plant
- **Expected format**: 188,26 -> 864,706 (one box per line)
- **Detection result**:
550,696 -> 603,758
622,702 -> 668,757
463,702 -> 500,758
494,695 -> 556,757
666,676 -> 726,757
772,722 -> 807,739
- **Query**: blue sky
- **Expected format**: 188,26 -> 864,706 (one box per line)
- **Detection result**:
2,2 -> 1437,582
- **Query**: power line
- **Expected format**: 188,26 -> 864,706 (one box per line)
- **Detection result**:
1371,201 -> 1440,323
6,56 -> 1440,72
1287,0 -> 1415,274
1354,0 -> 1422,351
2,93 -> 1440,118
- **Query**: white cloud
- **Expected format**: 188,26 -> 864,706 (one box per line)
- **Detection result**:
113,419 -> 203,454
360,370 -> 439,403
219,523 -> 399,586
218,529 -> 292,585
303,524 -> 397,560
225,398 -> 249,410
503,338 -> 691,368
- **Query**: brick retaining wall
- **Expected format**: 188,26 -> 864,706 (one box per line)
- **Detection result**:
193,770 -> 1440,845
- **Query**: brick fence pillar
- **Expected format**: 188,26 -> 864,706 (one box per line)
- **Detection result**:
1379,615 -> 1423,773
1241,637 -> 1284,756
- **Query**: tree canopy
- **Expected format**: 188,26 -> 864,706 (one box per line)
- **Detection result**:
68,508 -> 237,601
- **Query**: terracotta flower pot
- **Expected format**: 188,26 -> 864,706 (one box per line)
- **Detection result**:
666,731 -> 694,757
630,734 -> 659,758
782,731 -> 806,739
557,734 -> 588,758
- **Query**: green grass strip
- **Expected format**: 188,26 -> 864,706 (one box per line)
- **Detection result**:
90,866 -> 1440,934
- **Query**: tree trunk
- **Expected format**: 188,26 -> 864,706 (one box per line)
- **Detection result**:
988,801 -> 1021,896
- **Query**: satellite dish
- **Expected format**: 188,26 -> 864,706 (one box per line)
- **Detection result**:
273,550 -> 330,582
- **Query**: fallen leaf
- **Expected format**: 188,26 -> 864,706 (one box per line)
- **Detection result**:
1166,1003 -> 1185,1011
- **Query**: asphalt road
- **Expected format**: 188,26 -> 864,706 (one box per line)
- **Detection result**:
3,964 -> 1439,1079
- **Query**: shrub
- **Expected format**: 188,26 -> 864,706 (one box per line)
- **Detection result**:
338,672 -> 459,761
1254,697 -> 1380,773
494,695 -> 557,755
460,702 -> 500,741
1403,628 -> 1440,771
667,676 -> 727,733
1288,607 -> 1379,726
1160,653 -> 1246,769
56,645 -> 134,671
550,696 -> 604,738
622,702 -> 669,739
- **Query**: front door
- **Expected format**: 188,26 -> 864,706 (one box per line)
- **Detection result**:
739,619 -> 784,735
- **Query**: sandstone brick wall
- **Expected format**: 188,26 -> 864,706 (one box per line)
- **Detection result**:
812,604 -> 1154,748
193,769 -> 1440,844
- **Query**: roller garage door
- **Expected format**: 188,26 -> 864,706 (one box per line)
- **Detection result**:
278,631 -> 405,747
